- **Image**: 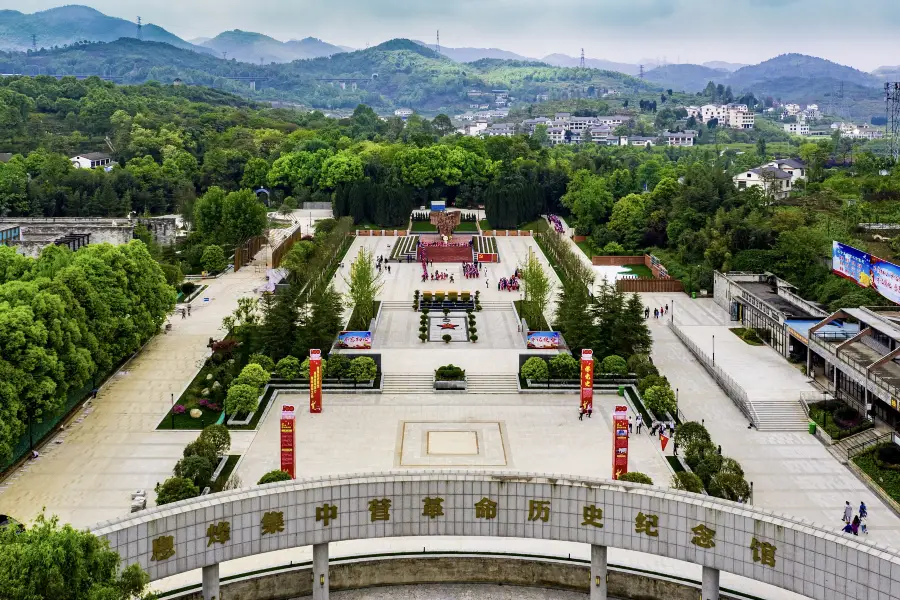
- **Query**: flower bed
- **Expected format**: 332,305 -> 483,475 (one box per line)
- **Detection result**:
808,400 -> 872,441
853,444 -> 900,503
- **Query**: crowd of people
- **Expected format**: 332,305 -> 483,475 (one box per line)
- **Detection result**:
421,260 -> 454,283
376,255 -> 391,274
646,304 -> 669,319
842,501 -> 869,536
462,263 -> 481,279
497,269 -> 520,292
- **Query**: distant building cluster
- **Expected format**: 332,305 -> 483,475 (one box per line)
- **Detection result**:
830,122 -> 884,140
682,103 -> 755,129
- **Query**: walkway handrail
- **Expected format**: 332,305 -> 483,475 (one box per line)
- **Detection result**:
847,432 -> 891,461
667,320 -> 759,428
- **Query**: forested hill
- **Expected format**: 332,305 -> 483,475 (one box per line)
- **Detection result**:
728,53 -> 880,89
0,37 -> 655,112
0,5 -> 211,54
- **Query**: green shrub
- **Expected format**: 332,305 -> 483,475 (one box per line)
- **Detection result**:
299,356 -> 327,379
201,245 -> 228,273
673,422 -> 710,450
644,385 -> 676,417
634,361 -> 659,379
235,363 -> 271,390
442,334 -> 452,343
258,470 -> 293,485
671,471 -> 704,494
155,476 -> 200,505
470,334 -> 478,342
876,443 -> 900,471
248,353 -> 275,373
617,472 -> 653,485
183,438 -> 218,465
637,374 -> 668,395
199,424 -> 231,457
326,355 -> 350,379
181,281 -> 197,295
685,440 -> 718,471
174,455 -> 214,489
521,356 -> 549,380
348,356 -> 377,381
275,355 -> 302,380
419,333 -> 427,342
549,354 -> 579,379
225,384 -> 260,416
435,364 -> 466,381
600,355 -> 628,375
627,354 -> 651,373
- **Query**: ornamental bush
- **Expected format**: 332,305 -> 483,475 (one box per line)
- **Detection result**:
644,384 -> 676,417
671,471 -> 704,494
275,355 -> 302,380
549,353 -> 579,380
258,470 -> 293,485
435,364 -> 466,381
347,356 -> 377,381
637,373 -> 669,394
225,383 -> 260,416
617,472 -> 653,485
600,354 -> 628,375
673,421 -> 711,450
199,424 -> 231,457
521,356 -> 549,381
299,356 -> 327,379
183,438 -> 218,465
155,476 -> 200,505
174,455 -> 214,489
201,245 -> 228,273
325,355 -> 350,379
235,363 -> 270,390
248,353 -> 275,373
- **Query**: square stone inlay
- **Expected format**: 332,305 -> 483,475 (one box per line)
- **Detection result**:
397,421 -> 510,467
427,430 -> 478,455
428,316 -> 469,342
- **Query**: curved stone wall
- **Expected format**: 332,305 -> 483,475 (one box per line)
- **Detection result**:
91,471 -> 900,600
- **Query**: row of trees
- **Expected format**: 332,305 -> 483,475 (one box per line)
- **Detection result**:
0,242 -> 175,464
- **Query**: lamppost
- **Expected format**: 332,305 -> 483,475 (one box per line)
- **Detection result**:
712,334 -> 716,364
170,393 -> 175,429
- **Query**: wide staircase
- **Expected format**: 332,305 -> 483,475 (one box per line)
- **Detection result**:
380,300 -> 415,311
382,373 -> 434,394
751,400 -> 810,432
466,373 -> 519,394
477,301 -> 514,311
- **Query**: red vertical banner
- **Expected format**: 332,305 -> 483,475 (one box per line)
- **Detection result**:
280,404 -> 296,479
580,349 -> 594,413
612,405 -> 629,479
309,349 -> 322,414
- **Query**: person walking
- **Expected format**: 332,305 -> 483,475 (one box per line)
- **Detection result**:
673,441 -> 678,456
665,303 -> 669,314
587,407 -> 592,418
843,501 -> 853,524
486,279 -> 489,288
187,304 -> 191,316
860,501 -> 868,520
851,515 -> 860,536
628,416 -> 633,433
181,308 -> 186,319
636,415 -> 643,434
578,407 -> 584,421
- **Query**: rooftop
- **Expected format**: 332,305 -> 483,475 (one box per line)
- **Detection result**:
741,282 -> 819,320
74,152 -> 112,161
748,167 -> 791,180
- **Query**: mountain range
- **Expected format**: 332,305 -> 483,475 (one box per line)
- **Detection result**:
197,30 -> 345,63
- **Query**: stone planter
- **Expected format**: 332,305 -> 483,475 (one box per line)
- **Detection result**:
434,379 -> 467,391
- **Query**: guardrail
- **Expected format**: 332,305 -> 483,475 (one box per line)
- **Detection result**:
668,321 -> 759,428
846,432 -> 891,461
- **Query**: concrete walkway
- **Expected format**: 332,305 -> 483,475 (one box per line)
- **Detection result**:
0,260 -> 268,527
640,292 -> 900,547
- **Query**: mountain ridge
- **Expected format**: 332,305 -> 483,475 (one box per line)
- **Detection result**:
201,30 -> 345,63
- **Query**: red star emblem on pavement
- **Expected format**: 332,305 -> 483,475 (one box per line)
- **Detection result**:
439,323 -> 459,330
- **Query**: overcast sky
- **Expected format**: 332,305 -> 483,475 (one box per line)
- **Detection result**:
11,0 -> 900,70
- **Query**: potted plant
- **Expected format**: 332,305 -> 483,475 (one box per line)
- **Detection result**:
442,334 -> 452,344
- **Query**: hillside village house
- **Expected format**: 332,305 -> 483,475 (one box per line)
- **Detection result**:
547,126 -> 567,145
456,121 -> 488,136
783,121 -> 811,136
70,153 -> 114,169
483,123 -> 516,137
394,108 -> 414,118
664,130 -> 697,147
694,104 -> 755,129
619,135 -> 656,148
733,159 -> 805,200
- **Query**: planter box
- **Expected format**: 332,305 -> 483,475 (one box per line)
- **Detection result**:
434,380 -> 467,391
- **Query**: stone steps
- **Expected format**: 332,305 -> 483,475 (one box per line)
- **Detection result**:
382,373 -> 434,394
466,373 -> 519,394
751,400 -> 810,431
833,427 -> 882,460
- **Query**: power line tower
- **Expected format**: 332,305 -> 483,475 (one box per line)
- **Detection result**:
838,81 -> 847,119
31,34 -> 36,51
887,82 -> 900,163
580,48 -> 585,69
435,30 -> 440,55
136,16 -> 142,41
639,64 -> 644,79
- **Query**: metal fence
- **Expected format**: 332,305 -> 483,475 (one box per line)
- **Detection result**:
846,433 -> 891,461
668,321 -> 759,428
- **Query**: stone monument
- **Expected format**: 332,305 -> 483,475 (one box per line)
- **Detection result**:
430,210 -> 462,241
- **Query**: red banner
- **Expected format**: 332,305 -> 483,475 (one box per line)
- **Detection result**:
309,349 -> 322,414
280,404 -> 296,479
580,349 -> 593,413
612,404 -> 629,479
476,253 -> 499,263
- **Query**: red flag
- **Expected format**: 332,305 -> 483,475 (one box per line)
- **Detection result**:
660,434 -> 669,451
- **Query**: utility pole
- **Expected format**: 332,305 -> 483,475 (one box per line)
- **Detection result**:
136,16 -> 142,41
31,33 -> 37,51
639,64 -> 644,79
435,30 -> 440,55
580,48 -> 585,69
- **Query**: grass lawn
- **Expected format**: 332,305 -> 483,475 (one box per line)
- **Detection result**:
666,455 -> 685,473
517,219 -> 544,231
209,455 -> 240,492
729,327 -> 765,346
853,446 -> 900,503
479,220 -> 491,230
267,219 -> 291,229
157,404 -> 223,430
455,222 -> 479,232
346,301 -> 381,330
513,299 -> 551,331
623,264 -> 653,278
576,239 -> 596,258
353,222 -> 393,230
410,221 -> 438,233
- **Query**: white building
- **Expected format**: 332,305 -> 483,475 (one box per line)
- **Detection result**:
520,117 -> 552,133
483,123 -> 516,137
783,122 -> 811,136
726,104 -> 755,129
596,115 -> 630,127
619,135 -> 656,148
567,116 -> 601,132
547,126 -> 567,145
70,153 -> 114,169
664,130 -> 697,147
766,159 -> 806,184
783,103 -> 802,116
394,108 -> 414,118
456,122 -> 488,136
588,125 -> 613,143
683,106 -> 702,119
733,166 -> 794,200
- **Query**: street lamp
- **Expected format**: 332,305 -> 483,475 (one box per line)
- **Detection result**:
712,335 -> 715,364
170,393 -> 175,429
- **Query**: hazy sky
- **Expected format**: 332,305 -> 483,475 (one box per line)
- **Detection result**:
10,0 -> 900,70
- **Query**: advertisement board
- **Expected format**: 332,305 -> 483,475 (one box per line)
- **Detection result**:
612,404 -> 629,479
309,349 -> 322,414
580,349 -> 593,413
476,253 -> 499,263
338,331 -> 373,349
279,404 -> 296,479
526,331 -> 561,349
832,241 -> 900,305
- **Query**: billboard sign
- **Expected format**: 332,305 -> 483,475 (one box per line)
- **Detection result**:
526,331 -> 561,349
476,253 -> 499,263
580,349 -> 593,413
612,405 -> 629,479
338,331 -> 373,349
832,241 -> 900,305
279,404 -> 296,479
309,349 -> 322,414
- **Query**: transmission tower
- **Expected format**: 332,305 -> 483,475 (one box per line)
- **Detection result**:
887,82 -> 900,163
435,30 -> 440,55
838,81 -> 847,119
580,48 -> 585,69
31,34 -> 36,51
136,16 -> 142,41
639,64 -> 644,79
